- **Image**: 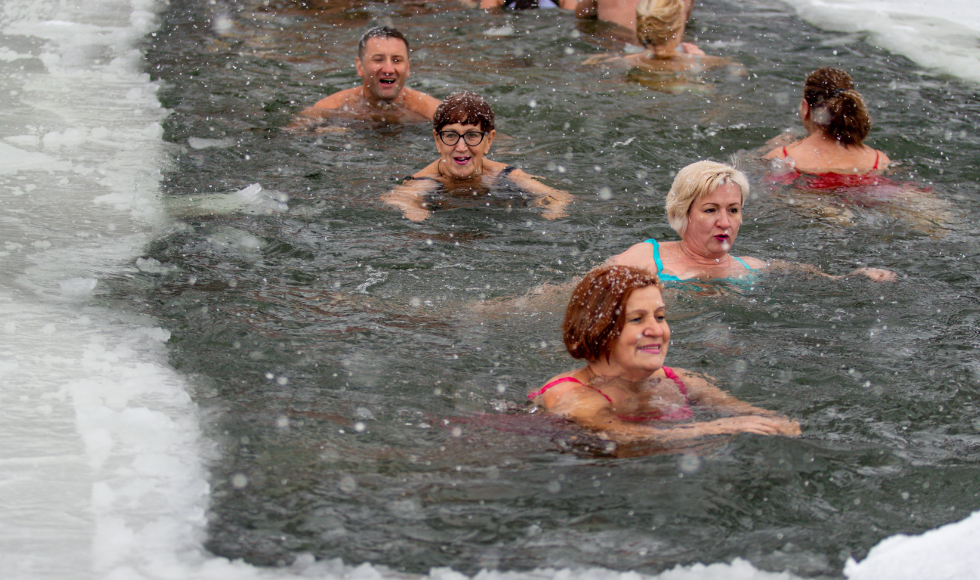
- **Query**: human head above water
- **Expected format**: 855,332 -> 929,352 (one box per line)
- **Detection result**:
636,0 -> 686,48
803,67 -> 871,146
665,161 -> 749,238
357,26 -> 409,59
432,91 -> 496,133
563,266 -> 663,363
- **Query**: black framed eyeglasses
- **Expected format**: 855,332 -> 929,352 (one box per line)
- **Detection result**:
437,130 -> 487,147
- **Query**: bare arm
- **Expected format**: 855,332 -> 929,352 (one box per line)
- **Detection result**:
401,88 -> 442,119
382,176 -> 438,222
539,377 -> 801,444
767,259 -> 896,282
505,169 -> 572,220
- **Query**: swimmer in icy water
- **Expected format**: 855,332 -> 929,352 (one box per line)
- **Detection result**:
606,161 -> 896,281
529,265 -> 801,444
383,91 -> 572,222
583,0 -> 734,75
764,67 -> 890,176
576,0 -> 694,36
466,0 -> 577,9
291,26 -> 441,126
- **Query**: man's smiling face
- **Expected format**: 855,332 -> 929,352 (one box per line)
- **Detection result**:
355,37 -> 410,102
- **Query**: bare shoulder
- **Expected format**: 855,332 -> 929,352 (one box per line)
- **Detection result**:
413,160 -> 442,178
606,241 -> 655,268
740,255 -> 767,269
670,367 -> 711,388
401,88 -> 441,119
875,149 -> 891,169
763,145 -> 786,160
533,370 -> 592,408
312,87 -> 361,110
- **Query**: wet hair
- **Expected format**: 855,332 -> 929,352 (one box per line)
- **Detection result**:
636,0 -> 685,48
432,91 -> 496,133
563,266 -> 663,363
803,67 -> 871,146
665,161 -> 750,237
357,26 -> 409,59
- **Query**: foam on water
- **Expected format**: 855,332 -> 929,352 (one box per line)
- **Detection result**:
778,0 -> 980,84
1,0 -> 978,578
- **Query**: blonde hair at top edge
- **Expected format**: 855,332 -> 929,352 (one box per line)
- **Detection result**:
665,161 -> 750,238
636,0 -> 686,48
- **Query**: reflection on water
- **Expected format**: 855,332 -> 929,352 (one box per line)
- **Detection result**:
117,0 -> 980,576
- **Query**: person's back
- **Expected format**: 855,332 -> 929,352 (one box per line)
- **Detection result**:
577,0 -> 693,34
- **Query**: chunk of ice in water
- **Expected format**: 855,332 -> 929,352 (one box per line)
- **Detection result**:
187,136 -> 235,149
59,277 -> 97,298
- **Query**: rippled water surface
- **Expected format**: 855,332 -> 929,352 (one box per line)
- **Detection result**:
117,0 -> 980,576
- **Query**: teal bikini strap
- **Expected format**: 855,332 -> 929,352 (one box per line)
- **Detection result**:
642,238 -> 683,281
732,255 -> 755,271
643,238 -> 664,274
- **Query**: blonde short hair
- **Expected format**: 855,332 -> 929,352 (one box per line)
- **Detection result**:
665,161 -> 750,237
636,0 -> 685,48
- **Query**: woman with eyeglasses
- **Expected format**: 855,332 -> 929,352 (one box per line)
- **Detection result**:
383,91 -> 571,222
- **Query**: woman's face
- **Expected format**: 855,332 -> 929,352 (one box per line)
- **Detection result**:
683,182 -> 743,257
434,122 -> 495,180
607,285 -> 670,379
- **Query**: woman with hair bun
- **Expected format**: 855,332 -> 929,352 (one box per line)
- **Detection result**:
764,67 -> 890,175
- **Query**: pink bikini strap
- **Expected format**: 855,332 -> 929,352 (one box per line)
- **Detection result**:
527,377 -> 613,403
662,366 -> 688,396
782,146 -> 789,157
873,150 -> 880,170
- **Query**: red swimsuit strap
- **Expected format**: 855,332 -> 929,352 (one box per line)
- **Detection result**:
873,150 -> 879,170
531,369 -> 687,402
661,366 -> 688,396
528,376 -> 613,403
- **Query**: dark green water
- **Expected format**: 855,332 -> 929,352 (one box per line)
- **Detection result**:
118,0 -> 980,576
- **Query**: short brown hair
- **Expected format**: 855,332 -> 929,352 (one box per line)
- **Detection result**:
804,67 -> 871,146
563,266 -> 663,362
358,26 -> 409,59
432,91 -> 495,133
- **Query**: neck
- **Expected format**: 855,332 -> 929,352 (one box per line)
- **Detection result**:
360,86 -> 399,110
587,360 -> 657,386
677,237 -> 732,266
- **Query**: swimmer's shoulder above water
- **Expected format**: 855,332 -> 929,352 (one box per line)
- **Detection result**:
583,0 -> 740,73
287,26 -> 440,130
529,265 -> 801,447
383,91 -> 571,222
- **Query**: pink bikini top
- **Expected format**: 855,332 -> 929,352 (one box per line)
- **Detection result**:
528,366 -> 694,421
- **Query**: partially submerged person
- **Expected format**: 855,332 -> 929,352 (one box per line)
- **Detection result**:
292,26 -> 440,126
606,160 -> 896,281
530,265 -> 800,446
584,0 -> 733,75
383,91 -> 572,222
576,0 -> 694,35
469,0 -> 577,9
764,67 -> 890,177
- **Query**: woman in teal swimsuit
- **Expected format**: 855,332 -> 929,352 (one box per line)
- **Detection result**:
530,265 -> 800,445
607,160 -> 895,281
